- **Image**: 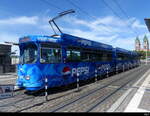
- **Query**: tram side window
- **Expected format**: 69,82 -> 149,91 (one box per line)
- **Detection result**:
66,50 -> 81,62
125,55 -> 129,60
106,53 -> 112,61
66,48 -> 112,62
132,55 -> 137,60
72,51 -> 81,62
90,53 -> 102,62
81,50 -> 112,62
89,53 -> 95,61
101,53 -> 106,61
86,51 -> 112,62
66,50 -> 72,62
96,51 -> 112,62
81,51 -> 90,62
20,44 -> 38,64
40,48 -> 61,63
117,53 -> 127,60
117,54 -> 122,60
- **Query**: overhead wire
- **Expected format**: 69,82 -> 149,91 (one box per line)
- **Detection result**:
40,0 -> 64,11
40,0 -> 134,37
101,0 -> 139,36
39,0 -> 66,34
67,0 -> 97,20
66,0 -> 121,34
112,0 -> 140,36
40,0 -> 112,34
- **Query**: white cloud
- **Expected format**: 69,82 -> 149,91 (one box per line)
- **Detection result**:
112,37 -> 135,50
0,33 -> 18,42
0,16 -> 39,25
60,15 -> 149,50
0,14 -> 148,52
0,33 -> 19,55
62,16 -> 113,35
132,19 -> 147,29
62,26 -> 136,50
62,15 -> 148,35
62,27 -> 118,44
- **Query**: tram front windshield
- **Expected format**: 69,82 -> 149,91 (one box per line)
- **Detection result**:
20,43 -> 38,64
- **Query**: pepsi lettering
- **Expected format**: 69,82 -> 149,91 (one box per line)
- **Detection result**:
72,67 -> 89,76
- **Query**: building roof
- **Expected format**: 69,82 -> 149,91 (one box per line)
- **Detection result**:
0,43 -> 12,46
143,35 -> 149,43
135,36 -> 140,43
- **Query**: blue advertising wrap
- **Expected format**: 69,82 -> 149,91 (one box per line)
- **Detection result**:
16,33 -> 140,91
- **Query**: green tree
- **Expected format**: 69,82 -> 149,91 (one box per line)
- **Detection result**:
135,51 -> 150,59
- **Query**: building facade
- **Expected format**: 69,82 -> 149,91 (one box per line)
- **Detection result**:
135,35 -> 150,52
135,37 -> 141,51
143,35 -> 149,51
0,44 -> 16,74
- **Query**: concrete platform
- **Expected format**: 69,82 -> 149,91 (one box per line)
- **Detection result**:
0,73 -> 17,85
107,66 -> 150,112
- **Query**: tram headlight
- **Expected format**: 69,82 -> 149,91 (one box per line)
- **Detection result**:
25,76 -> 30,80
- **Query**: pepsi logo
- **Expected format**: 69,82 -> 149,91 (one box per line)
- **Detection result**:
62,66 -> 89,77
62,67 -> 71,76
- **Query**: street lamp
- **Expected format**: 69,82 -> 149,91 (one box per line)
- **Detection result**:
146,47 -> 148,65
144,18 -> 150,65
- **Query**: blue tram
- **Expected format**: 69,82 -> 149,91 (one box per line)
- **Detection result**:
115,47 -> 140,71
16,33 -> 140,91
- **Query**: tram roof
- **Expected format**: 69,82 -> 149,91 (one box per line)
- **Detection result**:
19,35 -> 61,43
115,47 -> 132,54
131,51 -> 139,56
19,33 -> 113,51
61,33 -> 113,51
115,48 -> 139,56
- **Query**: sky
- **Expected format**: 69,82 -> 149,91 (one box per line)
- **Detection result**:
0,0 -> 150,55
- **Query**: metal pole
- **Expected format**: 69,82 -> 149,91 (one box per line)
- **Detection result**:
77,72 -> 79,91
123,64 -> 124,72
95,70 -> 97,83
45,77 -> 48,101
146,49 -> 148,65
116,66 -> 118,74
106,68 -> 109,78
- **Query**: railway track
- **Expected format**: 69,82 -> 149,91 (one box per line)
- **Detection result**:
0,65 -> 148,112
16,65 -> 147,112
44,65 -> 147,112
0,90 -> 34,109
